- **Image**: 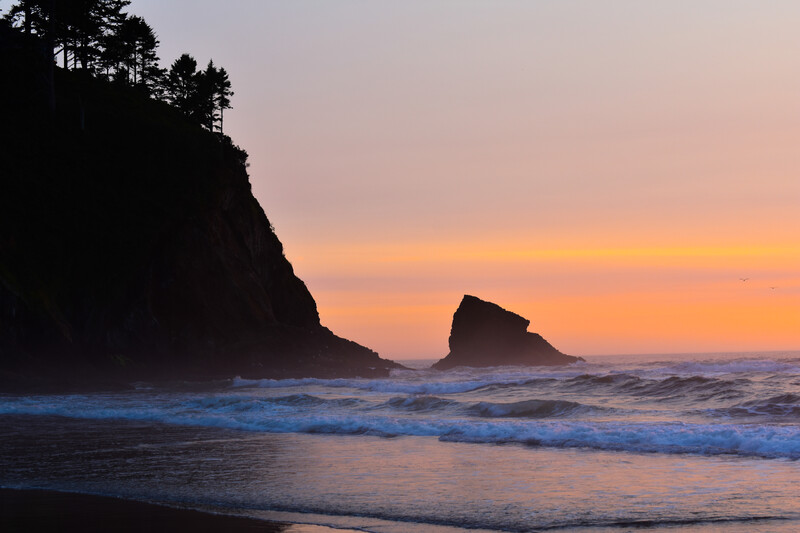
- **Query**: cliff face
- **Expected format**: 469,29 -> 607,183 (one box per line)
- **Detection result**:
432,295 -> 582,370
0,35 -> 399,388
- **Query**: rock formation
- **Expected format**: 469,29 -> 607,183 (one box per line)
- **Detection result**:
0,37 -> 401,389
432,295 -> 582,370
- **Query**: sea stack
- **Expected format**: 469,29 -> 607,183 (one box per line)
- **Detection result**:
432,295 -> 582,370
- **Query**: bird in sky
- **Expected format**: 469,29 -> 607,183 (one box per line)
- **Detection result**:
739,278 -> 749,282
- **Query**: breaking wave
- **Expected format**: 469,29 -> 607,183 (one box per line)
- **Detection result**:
378,395 -> 458,412
467,399 -> 600,418
4,353 -> 800,460
2,395 -> 799,459
710,394 -> 800,420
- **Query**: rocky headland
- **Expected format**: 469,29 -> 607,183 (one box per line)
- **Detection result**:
432,295 -> 583,370
0,27 -> 401,389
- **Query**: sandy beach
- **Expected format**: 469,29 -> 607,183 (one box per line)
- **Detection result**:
0,489 -> 306,532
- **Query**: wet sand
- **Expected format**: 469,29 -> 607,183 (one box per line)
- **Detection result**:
0,489 -> 289,532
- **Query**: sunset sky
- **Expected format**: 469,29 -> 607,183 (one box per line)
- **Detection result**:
10,1 -> 798,358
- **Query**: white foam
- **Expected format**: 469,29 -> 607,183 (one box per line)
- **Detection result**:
2,395 -> 799,459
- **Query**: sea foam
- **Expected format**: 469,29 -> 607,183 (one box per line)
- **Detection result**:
2,395 -> 799,459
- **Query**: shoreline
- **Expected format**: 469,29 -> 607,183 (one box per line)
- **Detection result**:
0,487 -> 483,533
0,488 -> 344,532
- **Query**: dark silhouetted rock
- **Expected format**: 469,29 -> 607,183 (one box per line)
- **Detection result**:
432,295 -> 582,370
0,39 -> 402,390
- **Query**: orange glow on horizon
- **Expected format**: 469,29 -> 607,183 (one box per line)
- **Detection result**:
293,239 -> 800,359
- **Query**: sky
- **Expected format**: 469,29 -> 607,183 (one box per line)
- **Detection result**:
5,1 -> 798,359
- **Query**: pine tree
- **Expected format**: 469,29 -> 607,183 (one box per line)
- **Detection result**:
165,53 -> 198,116
5,1 -> 232,128
5,0 -> 56,113
115,15 -> 161,92
5,0 -> 50,39
210,64 -> 233,133
96,0 -> 130,78
195,61 -> 217,130
59,0 -> 105,70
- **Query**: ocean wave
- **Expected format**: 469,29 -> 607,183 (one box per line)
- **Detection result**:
437,420 -> 800,459
711,394 -> 800,419
562,373 -> 642,390
467,399 -> 598,418
742,393 -> 800,406
558,373 -> 751,403
378,395 -> 459,412
3,397 -> 799,459
229,361 -> 776,400
366,395 -> 607,419
471,377 -> 559,393
658,359 -> 800,375
630,376 -> 749,400
231,375 -> 498,394
183,394 -> 365,411
372,395 -> 609,419
231,375 -> 554,395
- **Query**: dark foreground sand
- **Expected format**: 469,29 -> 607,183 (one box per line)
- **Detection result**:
0,489 -> 289,532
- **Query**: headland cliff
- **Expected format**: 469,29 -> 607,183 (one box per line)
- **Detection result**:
0,27 -> 400,389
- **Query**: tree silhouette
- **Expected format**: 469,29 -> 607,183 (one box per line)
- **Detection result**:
58,0 -> 102,69
5,0 -> 56,113
165,53 -> 198,116
112,15 -> 161,92
194,61 -> 217,130
205,61 -> 233,133
195,60 -> 233,133
96,0 -> 131,78
162,56 -> 234,132
5,0 -> 50,39
4,0 -> 232,130
6,0 -> 130,72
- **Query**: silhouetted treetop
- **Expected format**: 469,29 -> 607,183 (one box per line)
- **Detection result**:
205,60 -> 233,133
3,0 -> 233,131
166,53 -> 197,114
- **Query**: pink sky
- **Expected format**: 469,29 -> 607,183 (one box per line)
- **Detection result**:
9,1 -> 796,358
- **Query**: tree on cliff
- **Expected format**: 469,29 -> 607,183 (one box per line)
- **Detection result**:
5,0 -> 133,73
4,0 -> 56,112
164,54 -> 233,133
103,14 -> 162,93
57,0 -> 103,70
4,0 -> 232,129
165,53 -> 198,116
212,64 -> 232,133
4,0 -> 50,39
200,60 -> 233,133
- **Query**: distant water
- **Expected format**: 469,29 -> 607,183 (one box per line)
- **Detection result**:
2,351 -> 800,532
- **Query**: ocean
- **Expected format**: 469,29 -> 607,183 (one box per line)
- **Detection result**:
2,351 -> 799,532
